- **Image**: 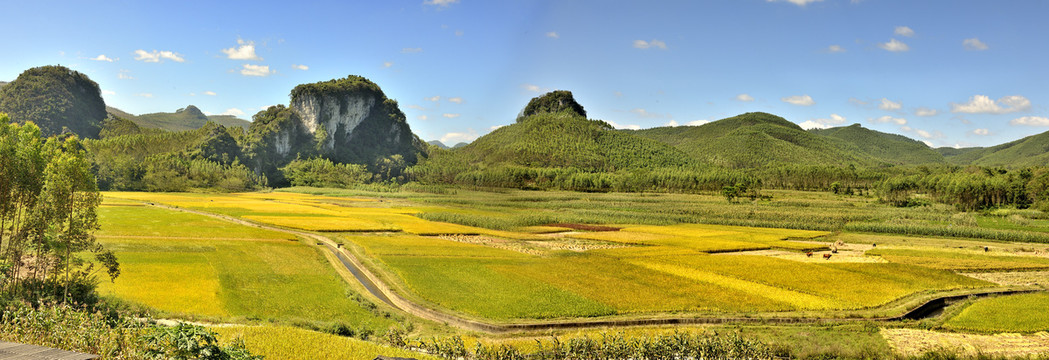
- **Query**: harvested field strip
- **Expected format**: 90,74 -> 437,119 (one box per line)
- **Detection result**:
882,328 -> 1049,358
214,325 -> 439,360
867,248 -> 1049,271
627,260 -> 839,310
243,215 -> 399,232
348,234 -> 529,259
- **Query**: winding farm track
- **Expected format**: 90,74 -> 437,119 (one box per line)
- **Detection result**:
142,202 -> 1044,334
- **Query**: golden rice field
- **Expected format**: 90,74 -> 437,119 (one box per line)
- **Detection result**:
95,197 -> 398,332
101,190 -> 1047,324
213,326 -> 438,360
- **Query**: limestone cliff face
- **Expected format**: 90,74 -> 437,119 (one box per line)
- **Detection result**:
290,93 -> 376,152
246,75 -> 426,184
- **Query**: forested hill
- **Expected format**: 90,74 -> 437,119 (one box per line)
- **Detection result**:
629,112 -> 878,169
0,65 -> 106,138
109,105 -> 252,131
939,130 -> 1049,167
809,124 -> 945,165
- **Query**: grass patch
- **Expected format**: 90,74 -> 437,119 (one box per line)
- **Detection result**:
944,292 -> 1049,333
213,326 -> 438,360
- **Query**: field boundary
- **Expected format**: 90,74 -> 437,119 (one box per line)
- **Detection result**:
133,201 -> 1047,334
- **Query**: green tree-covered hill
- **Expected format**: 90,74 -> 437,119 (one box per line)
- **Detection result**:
810,123 -> 945,165
110,105 -> 251,131
939,130 -> 1049,167
0,65 -> 106,138
630,112 -> 876,168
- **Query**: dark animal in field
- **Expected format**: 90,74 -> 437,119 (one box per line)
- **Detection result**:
823,253 -> 832,260
984,246 -> 989,252
872,243 -> 877,247
806,252 -> 813,257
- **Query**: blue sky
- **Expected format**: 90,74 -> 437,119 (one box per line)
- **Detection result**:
2,0 -> 1046,148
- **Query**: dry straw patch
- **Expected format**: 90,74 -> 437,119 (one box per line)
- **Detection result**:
881,328 -> 1049,358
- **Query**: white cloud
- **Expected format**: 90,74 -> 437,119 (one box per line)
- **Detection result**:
417,115 -> 428,121
424,0 -> 459,7
101,90 -> 116,95
442,113 -> 460,118
878,39 -> 909,52
614,91 -> 623,98
951,95 -> 1031,114
401,47 -> 423,54
382,61 -> 393,68
872,115 -> 907,125
117,70 -> 134,80
972,128 -> 991,135
915,107 -> 939,117
605,120 -> 641,130
1010,116 -> 1049,126
766,0 -> 823,6
687,120 -> 710,126
448,97 -> 464,104
454,30 -> 464,36
135,93 -> 154,98
222,39 -> 261,60
240,64 -> 274,77
735,93 -> 755,102
220,108 -> 245,117
894,26 -> 915,37
91,54 -> 116,62
134,49 -> 185,63
922,140 -> 934,147
781,95 -> 815,106
425,96 -> 441,102
630,108 -> 666,118
292,64 -> 309,71
546,31 -> 559,39
203,91 -> 217,96
963,38 -> 988,51
848,98 -> 868,106
915,129 -> 932,139
826,45 -> 845,53
633,39 -> 668,50
406,104 -> 426,110
879,98 -> 902,111
666,120 -> 679,127
799,114 -> 847,129
489,125 -> 506,131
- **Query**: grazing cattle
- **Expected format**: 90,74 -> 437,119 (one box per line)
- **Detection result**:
872,243 -> 877,247
806,252 -> 813,257
823,253 -> 832,260
984,246 -> 989,252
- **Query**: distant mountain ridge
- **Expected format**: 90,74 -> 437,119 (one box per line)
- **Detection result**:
108,105 -> 251,131
939,131 -> 1049,167
809,123 -> 945,165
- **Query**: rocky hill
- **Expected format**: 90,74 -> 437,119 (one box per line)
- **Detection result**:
0,65 -> 106,138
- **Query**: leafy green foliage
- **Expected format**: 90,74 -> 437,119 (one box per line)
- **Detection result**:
290,74 -> 383,102
519,90 -> 586,120
280,157 -> 370,188
0,65 -> 106,138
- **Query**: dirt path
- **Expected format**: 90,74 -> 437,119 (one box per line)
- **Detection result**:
138,202 -> 1046,334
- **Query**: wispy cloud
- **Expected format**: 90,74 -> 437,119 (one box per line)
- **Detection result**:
222,39 -> 261,60
442,113 -> 460,118
220,108 -> 245,117
894,26 -> 915,37
292,64 -> 309,71
766,0 -> 823,7
972,128 -> 991,135
951,95 -> 1030,114
1010,116 -> 1049,126
448,97 -> 464,104
826,45 -> 846,53
688,120 -> 710,126
522,84 -> 548,93
879,39 -> 909,52
440,128 -> 478,144
240,64 -> 274,77
735,93 -> 755,102
871,115 -> 907,125
203,91 -> 217,96
633,39 -> 668,50
879,98 -> 902,111
135,93 -> 154,98
134,49 -> 185,63
382,61 -> 393,68
90,54 -> 116,62
425,96 -> 441,102
605,120 -> 641,130
417,115 -> 428,121
781,95 -> 815,106
424,0 -> 459,7
101,90 -> 116,95
963,38 -> 989,51
117,70 -> 134,80
401,47 -> 423,54
915,108 -> 939,117
546,31 -> 560,39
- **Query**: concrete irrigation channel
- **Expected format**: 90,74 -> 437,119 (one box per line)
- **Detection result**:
143,202 -> 1046,334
